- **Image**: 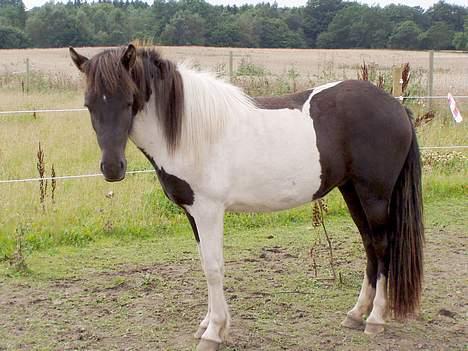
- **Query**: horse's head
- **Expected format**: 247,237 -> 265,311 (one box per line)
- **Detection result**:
69,45 -> 139,182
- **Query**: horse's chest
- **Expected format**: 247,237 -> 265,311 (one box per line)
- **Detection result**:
156,167 -> 194,206
137,147 -> 195,207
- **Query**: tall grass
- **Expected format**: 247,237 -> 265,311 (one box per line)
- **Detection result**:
0,60 -> 466,261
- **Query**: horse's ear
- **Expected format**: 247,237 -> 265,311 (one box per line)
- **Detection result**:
121,44 -> 137,70
69,47 -> 88,72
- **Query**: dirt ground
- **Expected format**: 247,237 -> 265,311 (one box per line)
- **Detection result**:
0,218 -> 466,351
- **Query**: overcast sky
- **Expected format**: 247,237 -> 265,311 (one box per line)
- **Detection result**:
23,0 -> 467,10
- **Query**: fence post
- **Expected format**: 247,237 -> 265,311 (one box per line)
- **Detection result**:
25,58 -> 30,94
392,65 -> 403,98
428,50 -> 434,110
229,51 -> 233,82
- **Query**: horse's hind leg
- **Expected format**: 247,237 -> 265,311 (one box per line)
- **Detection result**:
339,182 -> 377,330
353,183 -> 391,335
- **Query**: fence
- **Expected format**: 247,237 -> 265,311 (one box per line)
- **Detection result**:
0,49 -> 466,186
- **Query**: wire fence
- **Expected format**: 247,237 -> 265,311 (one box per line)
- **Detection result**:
0,96 -> 465,185
0,170 -> 155,184
0,145 -> 466,185
0,95 -> 467,117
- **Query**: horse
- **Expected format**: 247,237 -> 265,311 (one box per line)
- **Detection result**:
69,44 -> 424,351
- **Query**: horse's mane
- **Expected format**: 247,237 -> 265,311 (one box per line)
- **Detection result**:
83,47 -> 254,157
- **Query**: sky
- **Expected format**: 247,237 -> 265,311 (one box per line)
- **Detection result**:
23,0 -> 467,10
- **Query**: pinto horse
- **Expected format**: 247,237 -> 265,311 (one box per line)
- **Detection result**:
70,45 -> 424,351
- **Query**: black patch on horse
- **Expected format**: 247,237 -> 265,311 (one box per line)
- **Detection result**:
184,210 -> 200,242
157,167 -> 194,206
138,147 -> 198,241
138,147 -> 194,206
254,90 -> 312,110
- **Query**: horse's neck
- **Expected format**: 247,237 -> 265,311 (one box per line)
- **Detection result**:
130,94 -> 170,165
132,67 -> 255,164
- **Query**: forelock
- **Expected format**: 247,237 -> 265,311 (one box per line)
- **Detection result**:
83,48 -> 137,96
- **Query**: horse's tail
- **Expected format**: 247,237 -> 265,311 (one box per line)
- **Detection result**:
388,107 -> 424,319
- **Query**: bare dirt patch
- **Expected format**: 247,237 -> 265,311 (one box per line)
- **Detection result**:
0,223 -> 466,351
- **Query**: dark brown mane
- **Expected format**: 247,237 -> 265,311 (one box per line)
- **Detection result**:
83,47 -> 184,153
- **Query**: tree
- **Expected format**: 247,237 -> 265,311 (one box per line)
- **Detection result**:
0,24 -> 30,48
453,31 -> 468,50
452,16 -> 468,50
160,10 -> 206,45
303,0 -> 344,47
382,4 -> 429,30
388,20 -> 422,49
1,0 -> 467,49
420,21 -> 454,49
255,16 -> 306,48
25,4 -> 93,47
209,16 -> 243,47
427,1 -> 467,32
316,4 -> 391,49
0,0 -> 27,29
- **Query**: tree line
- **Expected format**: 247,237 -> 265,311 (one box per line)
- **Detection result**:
1,0 -> 467,50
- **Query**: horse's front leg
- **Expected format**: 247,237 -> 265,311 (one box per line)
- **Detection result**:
189,201 -> 229,351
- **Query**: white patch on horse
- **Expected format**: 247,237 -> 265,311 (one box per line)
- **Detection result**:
366,276 -> 387,326
131,68 -> 341,214
102,95 -> 107,102
302,81 -> 342,116
346,274 -> 376,321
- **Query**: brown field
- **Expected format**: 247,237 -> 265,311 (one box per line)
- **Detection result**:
1,46 -> 468,95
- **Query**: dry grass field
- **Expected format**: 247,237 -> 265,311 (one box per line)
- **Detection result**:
1,46 -> 468,95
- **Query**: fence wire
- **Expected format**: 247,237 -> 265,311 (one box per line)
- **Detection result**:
0,95 -> 467,116
0,98 -> 465,184
0,145 -> 466,185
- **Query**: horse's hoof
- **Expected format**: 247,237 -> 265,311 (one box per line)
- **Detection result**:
341,315 -> 364,330
364,322 -> 385,335
197,339 -> 221,351
194,326 -> 207,339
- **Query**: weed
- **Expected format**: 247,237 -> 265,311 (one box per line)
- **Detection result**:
36,142 -> 47,212
51,164 -> 56,204
235,58 -> 267,77
9,224 -> 30,272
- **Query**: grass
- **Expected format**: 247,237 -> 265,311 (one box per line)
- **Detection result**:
0,52 -> 466,264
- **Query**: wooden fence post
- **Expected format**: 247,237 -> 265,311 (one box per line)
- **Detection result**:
392,65 -> 403,98
229,51 -> 233,82
428,50 -> 434,110
25,58 -> 30,94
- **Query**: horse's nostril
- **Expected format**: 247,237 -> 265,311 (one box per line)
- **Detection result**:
120,161 -> 125,170
100,162 -> 105,173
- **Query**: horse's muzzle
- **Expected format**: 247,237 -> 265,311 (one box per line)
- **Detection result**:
100,159 -> 127,182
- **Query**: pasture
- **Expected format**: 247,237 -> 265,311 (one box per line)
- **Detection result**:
0,47 -> 467,350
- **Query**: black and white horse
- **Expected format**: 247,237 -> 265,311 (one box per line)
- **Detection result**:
70,45 -> 424,351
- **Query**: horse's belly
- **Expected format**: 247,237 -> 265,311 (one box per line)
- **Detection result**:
226,181 -> 317,212
224,114 -> 322,212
